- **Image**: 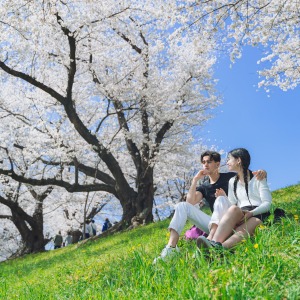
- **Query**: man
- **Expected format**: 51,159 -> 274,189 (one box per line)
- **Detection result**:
153,150 -> 266,262
102,218 -> 112,232
53,231 -> 63,249
83,220 -> 93,239
91,220 -> 97,236
64,231 -> 73,246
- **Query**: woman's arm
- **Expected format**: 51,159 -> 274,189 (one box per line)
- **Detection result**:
250,179 -> 272,216
227,178 -> 238,205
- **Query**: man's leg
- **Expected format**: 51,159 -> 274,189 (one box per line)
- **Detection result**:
222,217 -> 262,249
212,205 -> 244,243
168,229 -> 180,247
168,202 -> 211,247
154,202 -> 210,262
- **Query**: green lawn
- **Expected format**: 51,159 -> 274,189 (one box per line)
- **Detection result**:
0,185 -> 299,299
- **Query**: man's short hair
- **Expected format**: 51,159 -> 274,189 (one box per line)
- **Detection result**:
200,150 -> 221,163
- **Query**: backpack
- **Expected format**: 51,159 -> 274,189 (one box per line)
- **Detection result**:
273,208 -> 286,222
184,225 -> 208,240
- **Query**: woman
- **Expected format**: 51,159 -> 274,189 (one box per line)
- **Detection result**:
197,148 -> 272,249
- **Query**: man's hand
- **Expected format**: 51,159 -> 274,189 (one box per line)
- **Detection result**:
193,169 -> 208,181
187,170 -> 207,205
252,170 -> 267,180
215,188 -> 226,198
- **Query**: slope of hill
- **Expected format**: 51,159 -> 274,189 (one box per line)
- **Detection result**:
0,185 -> 299,299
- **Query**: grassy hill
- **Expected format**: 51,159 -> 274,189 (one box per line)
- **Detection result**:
0,185 -> 299,300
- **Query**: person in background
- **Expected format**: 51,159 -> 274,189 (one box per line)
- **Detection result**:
197,148 -> 272,250
102,218 -> 112,232
64,231 -> 73,246
53,231 -> 63,249
83,220 -> 93,239
91,220 -> 97,236
72,229 -> 82,243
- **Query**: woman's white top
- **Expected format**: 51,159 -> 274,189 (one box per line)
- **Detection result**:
227,177 -> 272,216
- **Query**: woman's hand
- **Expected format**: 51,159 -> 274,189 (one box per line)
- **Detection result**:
236,210 -> 254,226
215,188 -> 226,197
242,211 -> 253,221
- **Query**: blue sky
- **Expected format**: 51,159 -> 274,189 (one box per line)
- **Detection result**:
200,46 -> 300,191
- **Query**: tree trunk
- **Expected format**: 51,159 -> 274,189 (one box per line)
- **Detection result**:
136,166 -> 154,224
0,187 -> 52,258
10,209 -> 46,255
117,166 -> 154,229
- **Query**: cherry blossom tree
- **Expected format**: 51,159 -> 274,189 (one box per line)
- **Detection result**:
184,0 -> 300,90
0,176 -> 53,255
0,174 -> 117,258
0,1 -> 219,228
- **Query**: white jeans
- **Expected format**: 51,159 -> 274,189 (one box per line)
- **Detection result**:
168,196 -> 231,235
208,196 -> 232,230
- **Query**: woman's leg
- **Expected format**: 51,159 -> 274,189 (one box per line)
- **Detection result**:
222,217 -> 262,249
212,206 -> 244,243
207,224 -> 217,240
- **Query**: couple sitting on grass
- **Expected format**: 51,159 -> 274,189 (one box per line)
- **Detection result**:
154,148 -> 272,263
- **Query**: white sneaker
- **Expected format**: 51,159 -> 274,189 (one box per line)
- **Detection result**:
153,245 -> 180,264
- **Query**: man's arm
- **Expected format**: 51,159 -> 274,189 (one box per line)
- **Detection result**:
186,170 -> 207,205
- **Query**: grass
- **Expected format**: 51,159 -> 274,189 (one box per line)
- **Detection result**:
0,184 -> 299,299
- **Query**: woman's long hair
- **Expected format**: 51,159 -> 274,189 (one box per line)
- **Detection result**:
228,148 -> 251,202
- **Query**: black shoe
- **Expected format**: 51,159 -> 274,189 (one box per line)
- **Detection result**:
196,236 -> 213,249
210,240 -> 223,249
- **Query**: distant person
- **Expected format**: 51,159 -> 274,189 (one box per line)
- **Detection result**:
53,231 -> 63,249
72,229 -> 82,243
197,148 -> 272,250
64,231 -> 73,246
83,220 -> 93,239
102,218 -> 112,232
91,220 -> 97,236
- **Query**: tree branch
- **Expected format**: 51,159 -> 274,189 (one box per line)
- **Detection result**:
151,120 -> 174,159
40,158 -> 116,186
113,100 -> 142,169
0,168 -> 119,195
0,215 -> 12,220
0,60 -> 66,104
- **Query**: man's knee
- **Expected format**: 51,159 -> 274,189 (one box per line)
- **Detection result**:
214,196 -> 229,209
175,201 -> 189,211
228,205 -> 241,214
215,196 -> 227,203
221,205 -> 243,222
